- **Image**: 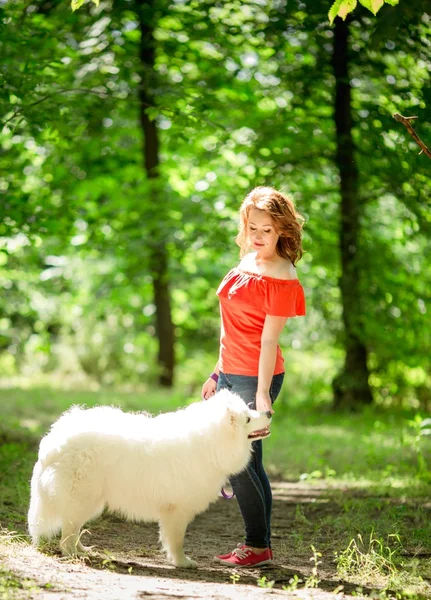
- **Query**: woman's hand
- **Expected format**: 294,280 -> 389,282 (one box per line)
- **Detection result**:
255,392 -> 274,414
201,377 -> 217,400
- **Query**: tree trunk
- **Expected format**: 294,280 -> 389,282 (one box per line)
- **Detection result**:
331,17 -> 373,409
136,0 -> 175,387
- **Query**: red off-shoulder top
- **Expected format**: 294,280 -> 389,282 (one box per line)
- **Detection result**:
216,267 -> 306,376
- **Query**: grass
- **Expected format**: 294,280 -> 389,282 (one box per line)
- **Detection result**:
335,532 -> 400,580
0,568 -> 44,599
0,384 -> 430,598
265,402 -> 431,495
0,530 -> 56,599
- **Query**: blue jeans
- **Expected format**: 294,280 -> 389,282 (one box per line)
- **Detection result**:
217,372 -> 284,549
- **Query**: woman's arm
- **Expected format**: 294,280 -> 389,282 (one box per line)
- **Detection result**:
256,315 -> 288,412
201,360 -> 220,400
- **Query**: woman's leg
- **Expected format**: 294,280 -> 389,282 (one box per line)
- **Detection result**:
253,373 -> 284,547
217,372 -> 284,549
218,373 -> 267,548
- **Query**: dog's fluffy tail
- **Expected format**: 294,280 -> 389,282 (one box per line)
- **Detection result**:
28,460 -> 61,545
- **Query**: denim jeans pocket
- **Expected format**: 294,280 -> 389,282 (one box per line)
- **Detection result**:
217,372 -> 233,392
218,373 -> 257,406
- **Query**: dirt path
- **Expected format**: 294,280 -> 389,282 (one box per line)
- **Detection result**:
1,482 -> 368,600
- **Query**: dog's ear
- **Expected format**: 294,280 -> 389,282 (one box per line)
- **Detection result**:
227,408 -> 238,429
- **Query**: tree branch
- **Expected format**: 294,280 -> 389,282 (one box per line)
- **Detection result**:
393,113 -> 431,160
0,88 -> 108,130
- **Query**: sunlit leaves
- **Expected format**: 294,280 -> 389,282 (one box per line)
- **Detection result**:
71,0 -> 99,11
328,0 -> 400,24
329,0 -> 357,23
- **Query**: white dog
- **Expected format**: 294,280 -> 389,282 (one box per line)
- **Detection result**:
28,389 -> 271,568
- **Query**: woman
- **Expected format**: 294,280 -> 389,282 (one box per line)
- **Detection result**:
201,186 -> 306,567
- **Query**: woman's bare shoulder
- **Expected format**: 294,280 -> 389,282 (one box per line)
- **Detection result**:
275,259 -> 298,280
238,254 -> 298,280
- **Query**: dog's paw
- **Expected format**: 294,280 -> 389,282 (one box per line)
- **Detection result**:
174,556 -> 198,569
60,541 -> 92,558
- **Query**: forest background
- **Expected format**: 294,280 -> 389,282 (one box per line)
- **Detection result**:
1,0 -> 430,410
1,1 -> 431,598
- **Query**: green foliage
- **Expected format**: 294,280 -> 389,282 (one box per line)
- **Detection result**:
335,532 -> 401,580
266,401 -> 431,487
257,575 -> 275,589
304,545 -> 322,588
329,0 -> 400,24
0,566 -> 46,599
282,574 -> 303,592
72,0 -> 99,11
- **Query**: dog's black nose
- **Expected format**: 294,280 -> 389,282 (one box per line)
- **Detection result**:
266,411 -> 272,419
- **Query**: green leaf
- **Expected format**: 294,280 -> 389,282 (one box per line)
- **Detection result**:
329,0 -> 398,21
328,0 -> 357,24
71,0 -> 85,10
359,0 -> 384,14
145,107 -> 160,121
329,0 -> 345,24
372,0 -> 385,10
71,0 -> 99,10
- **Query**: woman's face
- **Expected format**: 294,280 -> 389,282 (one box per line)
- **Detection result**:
247,208 -> 279,256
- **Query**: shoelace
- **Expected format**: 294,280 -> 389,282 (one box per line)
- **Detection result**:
232,546 -> 252,559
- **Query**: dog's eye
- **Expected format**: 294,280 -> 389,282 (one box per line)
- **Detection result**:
246,417 -> 251,423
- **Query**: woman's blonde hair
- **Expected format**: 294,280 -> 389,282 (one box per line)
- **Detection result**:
236,186 -> 304,265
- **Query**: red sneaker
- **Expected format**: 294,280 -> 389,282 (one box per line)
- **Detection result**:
216,542 -> 243,560
215,544 -> 274,562
215,545 -> 272,567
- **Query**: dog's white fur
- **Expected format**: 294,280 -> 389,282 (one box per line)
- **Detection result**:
28,389 -> 271,568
